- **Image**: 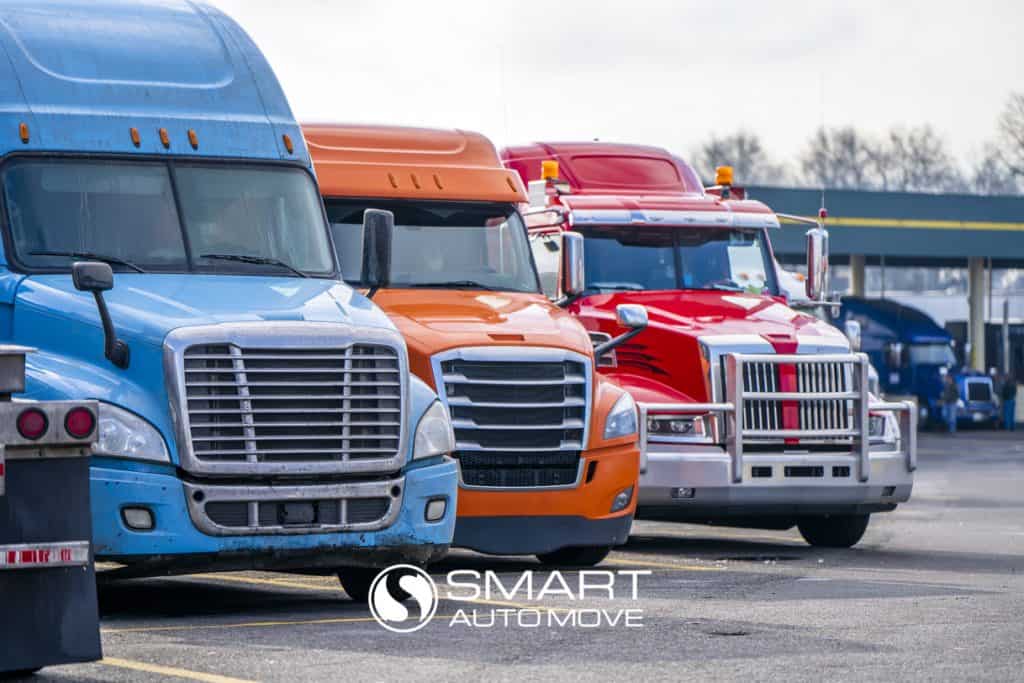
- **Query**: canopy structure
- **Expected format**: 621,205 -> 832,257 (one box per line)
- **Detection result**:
750,186 -> 1024,267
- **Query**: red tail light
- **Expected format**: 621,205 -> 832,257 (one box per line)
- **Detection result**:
17,408 -> 48,440
65,407 -> 96,439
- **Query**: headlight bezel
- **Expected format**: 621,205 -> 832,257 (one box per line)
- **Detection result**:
96,402 -> 171,463
603,392 -> 638,440
413,400 -> 455,460
646,413 -> 718,444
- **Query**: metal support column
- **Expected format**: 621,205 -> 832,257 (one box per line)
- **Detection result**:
968,257 -> 986,372
849,254 -> 866,297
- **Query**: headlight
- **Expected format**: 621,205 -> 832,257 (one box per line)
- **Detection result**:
413,400 -> 455,460
603,392 -> 638,439
868,413 -> 897,445
97,403 -> 170,463
646,413 -> 715,444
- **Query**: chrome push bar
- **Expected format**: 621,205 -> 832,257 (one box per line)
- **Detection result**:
638,352 -> 917,483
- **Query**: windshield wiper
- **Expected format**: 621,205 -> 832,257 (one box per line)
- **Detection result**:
200,254 -> 308,278
30,250 -> 147,273
405,280 -> 497,291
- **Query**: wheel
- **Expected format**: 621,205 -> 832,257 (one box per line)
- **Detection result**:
337,567 -> 380,603
536,546 -> 611,567
797,514 -> 870,548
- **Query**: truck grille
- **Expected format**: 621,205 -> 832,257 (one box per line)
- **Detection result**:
439,356 -> 588,488
795,361 -> 852,433
966,381 -> 992,402
205,498 -> 391,529
733,360 -> 852,435
183,344 -> 402,467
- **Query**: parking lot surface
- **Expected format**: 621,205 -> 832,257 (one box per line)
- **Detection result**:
30,431 -> 1024,682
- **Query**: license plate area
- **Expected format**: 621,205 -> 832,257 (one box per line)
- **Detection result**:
279,502 -> 317,526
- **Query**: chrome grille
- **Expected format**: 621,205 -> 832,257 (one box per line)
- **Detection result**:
437,351 -> 590,488
182,344 -> 402,467
795,361 -> 852,433
740,362 -> 783,432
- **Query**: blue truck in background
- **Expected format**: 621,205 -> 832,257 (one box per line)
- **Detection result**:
0,0 -> 458,599
833,297 -> 999,428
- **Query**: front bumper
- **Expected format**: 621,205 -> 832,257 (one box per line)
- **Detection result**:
90,456 -> 458,574
636,351 -> 917,520
454,513 -> 633,555
638,444 -> 912,518
452,441 -> 639,555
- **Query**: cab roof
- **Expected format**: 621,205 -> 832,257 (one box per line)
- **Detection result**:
501,141 -> 705,196
305,123 -> 526,203
0,0 -> 306,164
502,141 -> 778,228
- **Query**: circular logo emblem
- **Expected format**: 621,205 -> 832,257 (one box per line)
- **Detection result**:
368,564 -> 439,633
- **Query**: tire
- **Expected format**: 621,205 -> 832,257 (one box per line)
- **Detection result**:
536,546 -> 611,567
337,568 -> 380,603
797,514 -> 870,548
1,669 -> 42,680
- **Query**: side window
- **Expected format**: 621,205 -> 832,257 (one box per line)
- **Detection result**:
330,222 -> 364,282
529,231 -> 561,299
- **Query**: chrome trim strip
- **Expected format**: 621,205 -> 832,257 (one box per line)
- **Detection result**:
164,322 -> 409,476
183,477 -> 404,536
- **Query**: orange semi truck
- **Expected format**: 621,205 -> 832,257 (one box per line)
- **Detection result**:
305,124 -> 643,565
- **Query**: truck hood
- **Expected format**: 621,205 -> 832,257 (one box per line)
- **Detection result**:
574,290 -> 850,401
576,290 -> 847,347
14,273 -> 394,349
373,289 -> 593,358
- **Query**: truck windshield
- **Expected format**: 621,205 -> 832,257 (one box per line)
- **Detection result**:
2,158 -> 335,277
908,343 -> 956,366
579,225 -> 778,295
325,200 -> 540,293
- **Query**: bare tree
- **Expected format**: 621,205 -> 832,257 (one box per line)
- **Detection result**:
883,126 -> 965,193
972,145 -> 1020,195
695,131 -> 790,186
800,125 -> 964,192
996,92 -> 1024,178
799,127 -> 878,189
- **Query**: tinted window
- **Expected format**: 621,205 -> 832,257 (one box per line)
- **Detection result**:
1,158 -> 334,277
3,159 -> 186,270
327,200 -> 539,293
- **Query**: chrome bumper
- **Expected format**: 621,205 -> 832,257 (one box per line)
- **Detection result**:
636,352 -> 916,512
183,477 -> 404,536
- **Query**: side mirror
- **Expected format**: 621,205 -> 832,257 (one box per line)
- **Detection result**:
72,261 -> 114,292
616,303 -> 648,329
72,261 -> 129,369
361,208 -> 394,298
562,231 -> 585,297
594,305 -> 650,359
805,224 -> 829,302
844,319 -> 862,352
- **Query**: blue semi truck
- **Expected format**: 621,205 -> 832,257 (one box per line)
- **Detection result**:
834,297 -> 999,427
0,0 -> 458,597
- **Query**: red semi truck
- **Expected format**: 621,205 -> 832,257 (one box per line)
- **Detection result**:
504,142 -> 916,547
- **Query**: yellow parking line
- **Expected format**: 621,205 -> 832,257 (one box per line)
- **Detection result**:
100,657 -> 255,683
103,614 -> 472,635
605,558 -> 724,572
183,573 -> 562,613
188,573 -> 337,592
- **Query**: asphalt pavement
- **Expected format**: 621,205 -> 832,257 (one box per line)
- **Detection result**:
26,430 -> 1024,682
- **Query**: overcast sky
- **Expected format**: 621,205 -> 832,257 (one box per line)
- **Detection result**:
210,0 -> 1022,176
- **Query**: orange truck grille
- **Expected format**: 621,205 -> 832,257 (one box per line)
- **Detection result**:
440,357 -> 588,488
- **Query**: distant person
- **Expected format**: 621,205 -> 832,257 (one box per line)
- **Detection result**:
1001,374 -> 1018,432
941,374 -> 959,434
